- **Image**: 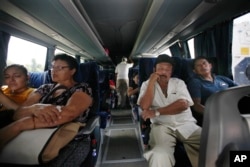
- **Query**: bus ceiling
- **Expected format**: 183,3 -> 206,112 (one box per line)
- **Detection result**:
0,0 -> 249,67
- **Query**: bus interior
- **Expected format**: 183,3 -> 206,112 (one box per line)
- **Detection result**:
0,0 -> 250,167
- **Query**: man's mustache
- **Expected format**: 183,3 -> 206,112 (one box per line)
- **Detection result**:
159,74 -> 167,77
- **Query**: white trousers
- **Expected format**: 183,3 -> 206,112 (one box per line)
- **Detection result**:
144,124 -> 201,167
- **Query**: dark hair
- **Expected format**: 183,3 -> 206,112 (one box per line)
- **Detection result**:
192,56 -> 211,69
53,54 -> 79,79
132,72 -> 138,78
154,54 -> 175,68
3,64 -> 28,76
122,57 -> 127,62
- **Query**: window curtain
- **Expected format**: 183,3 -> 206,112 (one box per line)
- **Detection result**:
170,43 -> 182,57
214,21 -> 233,78
170,42 -> 190,58
0,31 -> 10,85
45,47 -> 55,70
194,21 -> 233,77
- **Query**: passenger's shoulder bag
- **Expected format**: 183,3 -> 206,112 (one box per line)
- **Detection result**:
0,122 -> 85,165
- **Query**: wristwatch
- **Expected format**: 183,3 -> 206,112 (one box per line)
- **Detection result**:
155,110 -> 160,117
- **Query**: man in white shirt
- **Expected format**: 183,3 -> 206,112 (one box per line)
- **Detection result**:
137,54 -> 201,167
115,57 -> 133,109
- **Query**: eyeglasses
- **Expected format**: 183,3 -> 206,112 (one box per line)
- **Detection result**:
51,66 -> 70,71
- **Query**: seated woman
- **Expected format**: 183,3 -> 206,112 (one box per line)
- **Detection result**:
0,64 -> 35,127
0,54 -> 93,149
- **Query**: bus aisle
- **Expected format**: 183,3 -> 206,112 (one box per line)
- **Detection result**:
98,108 -> 148,167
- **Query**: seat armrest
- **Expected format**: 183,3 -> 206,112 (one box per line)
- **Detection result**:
81,115 -> 100,135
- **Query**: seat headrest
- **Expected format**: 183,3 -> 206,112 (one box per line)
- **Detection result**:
29,70 -> 52,88
138,58 -> 156,86
98,70 -> 106,84
76,62 -> 99,84
76,62 -> 100,115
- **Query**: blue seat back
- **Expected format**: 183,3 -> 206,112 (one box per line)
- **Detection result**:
99,69 -> 111,111
172,57 -> 195,83
76,62 -> 100,117
138,58 -> 156,86
29,70 -> 53,88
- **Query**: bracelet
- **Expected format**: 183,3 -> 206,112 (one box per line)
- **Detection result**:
155,109 -> 160,117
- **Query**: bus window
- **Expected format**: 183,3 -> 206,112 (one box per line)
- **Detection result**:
232,12 -> 250,85
160,49 -> 172,56
55,48 -> 85,63
7,36 -> 47,72
55,48 -> 66,55
187,38 -> 195,59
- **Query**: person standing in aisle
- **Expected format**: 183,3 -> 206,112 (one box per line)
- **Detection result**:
115,57 -> 133,109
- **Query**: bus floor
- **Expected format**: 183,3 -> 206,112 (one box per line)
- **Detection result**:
97,108 -> 148,167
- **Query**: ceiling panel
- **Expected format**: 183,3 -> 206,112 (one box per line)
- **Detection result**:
1,0 -> 249,67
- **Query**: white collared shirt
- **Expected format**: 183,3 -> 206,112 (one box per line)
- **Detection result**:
137,77 -> 199,139
115,62 -> 133,80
